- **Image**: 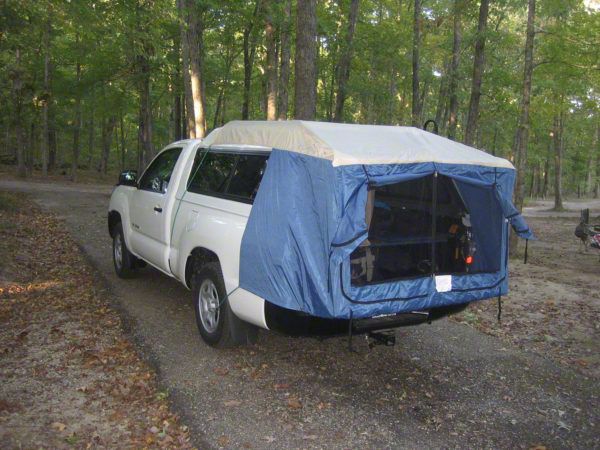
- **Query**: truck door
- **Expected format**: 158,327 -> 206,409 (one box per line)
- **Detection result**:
129,147 -> 182,270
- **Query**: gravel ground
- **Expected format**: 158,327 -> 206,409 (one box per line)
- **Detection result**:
455,209 -> 600,379
1,179 -> 598,449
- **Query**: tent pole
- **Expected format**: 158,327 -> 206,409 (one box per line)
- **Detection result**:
497,295 -> 502,322
431,172 -> 438,275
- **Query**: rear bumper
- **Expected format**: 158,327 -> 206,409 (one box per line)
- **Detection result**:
264,301 -> 468,337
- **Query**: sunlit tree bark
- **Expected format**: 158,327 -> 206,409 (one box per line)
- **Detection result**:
294,0 -> 317,120
464,0 -> 489,146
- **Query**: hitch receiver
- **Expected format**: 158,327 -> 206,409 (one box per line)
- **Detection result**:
367,330 -> 396,348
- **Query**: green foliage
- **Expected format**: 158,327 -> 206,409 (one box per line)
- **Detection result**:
0,0 -> 597,194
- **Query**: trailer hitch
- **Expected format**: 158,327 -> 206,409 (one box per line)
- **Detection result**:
367,330 -> 396,348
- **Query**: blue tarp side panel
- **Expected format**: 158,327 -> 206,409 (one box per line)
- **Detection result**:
331,165 -> 368,247
239,149 -> 338,317
493,187 -> 535,240
241,153 -> 520,319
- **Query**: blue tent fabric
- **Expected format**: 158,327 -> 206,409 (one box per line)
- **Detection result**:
239,148 -> 532,319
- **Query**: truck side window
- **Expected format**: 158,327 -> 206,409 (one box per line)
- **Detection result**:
188,152 -> 236,195
187,151 -> 269,203
138,148 -> 182,194
227,155 -> 268,201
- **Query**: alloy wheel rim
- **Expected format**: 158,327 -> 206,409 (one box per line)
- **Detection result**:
114,234 -> 123,270
198,279 -> 220,333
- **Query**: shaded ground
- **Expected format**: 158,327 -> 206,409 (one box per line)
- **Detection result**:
0,179 -> 599,449
0,164 -> 118,187
0,192 -> 192,448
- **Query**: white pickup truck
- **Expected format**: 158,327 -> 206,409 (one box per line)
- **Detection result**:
109,139 -> 270,347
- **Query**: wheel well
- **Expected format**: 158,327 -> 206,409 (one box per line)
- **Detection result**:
108,211 -> 121,238
185,247 -> 220,288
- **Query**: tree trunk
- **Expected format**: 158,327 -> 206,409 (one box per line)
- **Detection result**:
172,46 -> 182,141
120,111 -> 126,170
446,0 -> 462,140
277,0 -> 292,120
595,123 -> 600,198
434,60 -> 449,134
294,0 -> 317,120
213,88 -> 225,129
534,160 -> 542,197
138,54 -> 153,169
387,65 -> 398,124
333,0 -> 360,122
585,148 -> 594,197
490,125 -> 498,155
87,102 -> 95,169
70,56 -> 82,182
586,123 -> 598,196
41,15 -> 51,177
26,121 -> 35,176
12,48 -> 26,178
542,144 -> 550,198
512,0 -> 536,213
242,1 -> 262,120
411,0 -> 422,126
265,1 -> 278,120
326,61 -> 336,121
528,164 -> 536,198
553,112 -> 564,210
464,0 -> 489,146
100,115 -> 116,175
48,129 -> 57,171
186,0 -> 207,137
177,0 -> 195,138
213,46 -> 235,129
173,84 -> 182,141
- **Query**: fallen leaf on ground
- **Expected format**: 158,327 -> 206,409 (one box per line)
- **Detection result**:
51,422 -> 67,432
287,397 -> 302,409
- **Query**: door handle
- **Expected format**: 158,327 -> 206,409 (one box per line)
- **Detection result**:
154,206 -> 163,213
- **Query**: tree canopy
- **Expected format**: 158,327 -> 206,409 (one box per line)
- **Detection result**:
0,0 -> 598,203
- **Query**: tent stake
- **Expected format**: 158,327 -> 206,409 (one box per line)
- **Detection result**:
348,311 -> 354,352
497,295 -> 502,323
524,239 -> 529,264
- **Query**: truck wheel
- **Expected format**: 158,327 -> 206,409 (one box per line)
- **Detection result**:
112,222 -> 137,279
192,262 -> 258,348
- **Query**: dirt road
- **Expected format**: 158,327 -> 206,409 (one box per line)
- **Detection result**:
1,179 -> 598,449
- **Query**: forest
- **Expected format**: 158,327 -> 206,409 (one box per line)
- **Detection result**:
0,0 -> 598,211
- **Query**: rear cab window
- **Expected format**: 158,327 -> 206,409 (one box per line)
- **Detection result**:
187,149 -> 269,204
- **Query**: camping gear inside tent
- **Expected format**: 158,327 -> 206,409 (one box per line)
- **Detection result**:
202,120 -> 533,320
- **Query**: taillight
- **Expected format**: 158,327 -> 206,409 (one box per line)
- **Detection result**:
465,255 -> 473,265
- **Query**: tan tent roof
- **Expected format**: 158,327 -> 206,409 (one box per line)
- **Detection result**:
202,120 -> 514,169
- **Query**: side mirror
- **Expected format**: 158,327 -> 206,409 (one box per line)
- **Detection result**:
118,170 -> 138,187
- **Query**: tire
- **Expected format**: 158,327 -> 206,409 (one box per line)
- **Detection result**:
192,262 -> 258,348
112,222 -> 137,279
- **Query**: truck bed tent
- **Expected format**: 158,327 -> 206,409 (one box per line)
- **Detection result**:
202,121 -> 533,319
